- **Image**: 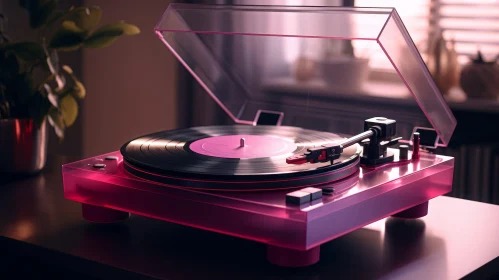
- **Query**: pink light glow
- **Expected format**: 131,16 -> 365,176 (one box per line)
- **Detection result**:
62,149 -> 454,251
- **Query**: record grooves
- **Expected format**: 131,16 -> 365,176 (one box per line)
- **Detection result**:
121,125 -> 361,190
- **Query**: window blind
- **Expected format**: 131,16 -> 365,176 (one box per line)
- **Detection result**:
355,0 -> 432,70
355,0 -> 499,69
431,0 -> 499,63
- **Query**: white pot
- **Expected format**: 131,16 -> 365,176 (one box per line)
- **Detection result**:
321,56 -> 370,92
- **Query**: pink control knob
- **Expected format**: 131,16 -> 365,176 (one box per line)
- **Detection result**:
412,132 -> 420,160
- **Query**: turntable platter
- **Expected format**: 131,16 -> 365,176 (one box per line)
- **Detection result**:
120,125 -> 360,190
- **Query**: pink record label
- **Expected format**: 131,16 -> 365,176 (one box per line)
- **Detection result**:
189,135 -> 297,159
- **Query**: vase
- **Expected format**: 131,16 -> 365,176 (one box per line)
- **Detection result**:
293,56 -> 318,82
0,118 -> 48,174
321,56 -> 370,92
424,31 -> 460,96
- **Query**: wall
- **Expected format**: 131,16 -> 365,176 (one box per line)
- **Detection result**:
82,0 -> 177,157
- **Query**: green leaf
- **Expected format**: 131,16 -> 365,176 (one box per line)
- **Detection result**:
7,42 -> 45,61
66,6 -> 102,30
44,11 -> 65,27
61,20 -> 85,33
83,35 -> 119,48
59,94 -> 78,127
83,21 -> 140,48
21,0 -> 57,28
38,74 -> 55,91
34,0 -> 56,28
62,64 -> 73,74
61,64 -> 85,99
72,80 -> 85,99
49,22 -> 86,51
83,24 -> 123,48
62,85 -> 85,100
117,21 -> 140,36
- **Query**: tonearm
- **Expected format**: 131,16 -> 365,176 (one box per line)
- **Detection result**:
286,117 -> 403,166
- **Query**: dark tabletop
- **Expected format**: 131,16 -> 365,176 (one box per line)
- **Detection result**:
0,156 -> 498,280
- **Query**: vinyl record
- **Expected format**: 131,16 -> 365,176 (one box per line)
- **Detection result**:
121,125 -> 360,190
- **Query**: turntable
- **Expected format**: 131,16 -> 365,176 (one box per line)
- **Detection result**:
62,4 -> 456,267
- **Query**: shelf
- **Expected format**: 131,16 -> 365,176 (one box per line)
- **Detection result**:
263,77 -> 499,114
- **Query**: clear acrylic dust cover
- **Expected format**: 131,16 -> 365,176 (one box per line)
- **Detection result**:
155,4 -> 457,146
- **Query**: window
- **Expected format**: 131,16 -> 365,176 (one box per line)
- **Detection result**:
354,1 -> 431,71
355,0 -> 499,69
431,0 -> 499,63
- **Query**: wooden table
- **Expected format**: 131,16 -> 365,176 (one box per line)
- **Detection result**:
1,156 -> 498,279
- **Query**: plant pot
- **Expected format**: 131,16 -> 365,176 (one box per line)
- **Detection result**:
321,56 -> 370,92
0,118 -> 48,174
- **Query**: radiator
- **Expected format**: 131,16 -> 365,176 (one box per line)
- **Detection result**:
442,144 -> 499,205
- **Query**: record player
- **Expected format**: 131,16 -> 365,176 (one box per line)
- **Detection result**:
62,4 -> 457,267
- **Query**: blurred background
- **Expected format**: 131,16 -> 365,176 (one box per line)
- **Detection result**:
1,0 -> 499,205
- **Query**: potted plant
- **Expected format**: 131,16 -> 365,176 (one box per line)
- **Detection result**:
0,1 -> 140,174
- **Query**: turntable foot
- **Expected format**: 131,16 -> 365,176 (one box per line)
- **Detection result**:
81,203 -> 130,223
392,201 -> 429,219
266,245 -> 320,267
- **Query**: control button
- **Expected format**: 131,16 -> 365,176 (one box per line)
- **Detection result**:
300,187 -> 322,200
376,117 -> 387,121
104,156 -> 119,160
93,163 -> 106,169
399,145 -> 409,160
412,132 -> 420,160
323,187 -> 335,196
286,191 -> 311,205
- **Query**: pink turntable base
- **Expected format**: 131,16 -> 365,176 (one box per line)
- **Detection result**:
62,149 -> 454,267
